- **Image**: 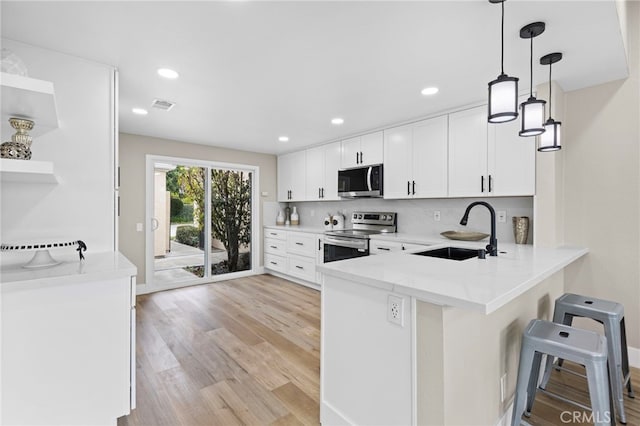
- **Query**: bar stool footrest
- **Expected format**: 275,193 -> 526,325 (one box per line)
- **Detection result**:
537,387 -> 594,412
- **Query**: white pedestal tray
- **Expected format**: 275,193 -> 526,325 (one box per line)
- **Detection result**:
1,239 -> 86,268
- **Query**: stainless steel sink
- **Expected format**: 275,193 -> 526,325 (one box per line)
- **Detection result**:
412,246 -> 479,261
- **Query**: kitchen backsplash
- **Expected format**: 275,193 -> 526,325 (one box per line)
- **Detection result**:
264,197 -> 534,244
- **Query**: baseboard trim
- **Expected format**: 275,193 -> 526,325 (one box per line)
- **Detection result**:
321,401 -> 352,426
265,270 -> 321,291
629,346 -> 640,368
496,402 -> 514,426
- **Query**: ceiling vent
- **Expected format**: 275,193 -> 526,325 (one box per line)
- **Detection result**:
151,99 -> 176,111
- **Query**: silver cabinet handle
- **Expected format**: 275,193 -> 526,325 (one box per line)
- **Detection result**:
378,247 -> 391,251
270,261 -> 277,265
270,245 -> 277,249
295,242 -> 304,246
295,265 -> 304,269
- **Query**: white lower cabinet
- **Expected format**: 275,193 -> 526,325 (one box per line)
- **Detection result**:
1,261 -> 136,425
264,227 -> 323,289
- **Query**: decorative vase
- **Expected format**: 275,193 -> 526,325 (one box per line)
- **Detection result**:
291,206 -> 299,226
0,118 -> 34,160
512,216 -> 530,244
276,210 -> 285,226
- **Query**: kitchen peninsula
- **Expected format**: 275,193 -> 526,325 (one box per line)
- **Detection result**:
317,241 -> 587,425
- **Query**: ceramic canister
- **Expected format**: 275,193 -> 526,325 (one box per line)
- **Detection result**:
323,214 -> 333,230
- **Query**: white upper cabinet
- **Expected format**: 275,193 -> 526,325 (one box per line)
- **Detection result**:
383,125 -> 412,199
488,115 -> 536,196
385,116 -> 448,199
341,131 -> 383,168
411,116 -> 448,198
305,141 -> 341,201
448,105 -> 489,197
277,151 -> 306,202
449,100 -> 535,197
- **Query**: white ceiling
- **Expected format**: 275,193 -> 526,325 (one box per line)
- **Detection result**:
1,1 -> 628,155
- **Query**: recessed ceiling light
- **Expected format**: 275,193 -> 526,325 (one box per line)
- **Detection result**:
132,108 -> 148,115
331,117 -> 344,125
278,136 -> 289,142
421,87 -> 439,96
157,68 -> 179,79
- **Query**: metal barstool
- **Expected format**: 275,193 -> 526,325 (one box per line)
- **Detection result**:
512,319 -> 613,426
540,293 -> 634,423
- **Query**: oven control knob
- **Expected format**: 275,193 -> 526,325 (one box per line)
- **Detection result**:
381,215 -> 387,220
358,214 -> 363,219
353,214 -> 357,219
388,216 -> 393,221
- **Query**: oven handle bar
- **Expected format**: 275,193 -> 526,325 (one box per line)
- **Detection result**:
324,236 -> 368,250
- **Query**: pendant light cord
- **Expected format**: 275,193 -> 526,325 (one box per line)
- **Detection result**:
548,62 -> 553,119
529,36 -> 533,97
501,1 -> 505,74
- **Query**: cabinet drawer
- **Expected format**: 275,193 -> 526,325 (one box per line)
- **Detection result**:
265,253 -> 287,273
287,254 -> 316,282
264,238 -> 286,255
265,229 -> 287,241
370,240 -> 403,254
287,232 -> 316,257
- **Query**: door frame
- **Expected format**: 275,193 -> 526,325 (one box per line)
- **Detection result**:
144,154 -> 260,293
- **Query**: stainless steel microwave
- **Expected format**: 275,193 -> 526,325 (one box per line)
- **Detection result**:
338,164 -> 383,198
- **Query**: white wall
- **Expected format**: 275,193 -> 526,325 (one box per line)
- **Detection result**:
563,1 -> 640,349
1,39 -> 116,259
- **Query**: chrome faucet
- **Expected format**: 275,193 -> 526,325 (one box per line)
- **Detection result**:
460,201 -> 498,256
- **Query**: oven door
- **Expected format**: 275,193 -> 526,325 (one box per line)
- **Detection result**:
323,235 -> 369,263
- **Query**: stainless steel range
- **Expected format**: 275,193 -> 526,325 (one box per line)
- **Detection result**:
323,211 -> 397,263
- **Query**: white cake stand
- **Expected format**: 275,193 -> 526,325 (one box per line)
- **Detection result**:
0,240 -> 86,269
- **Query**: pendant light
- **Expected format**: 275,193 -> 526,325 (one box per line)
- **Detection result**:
538,52 -> 563,151
519,22 -> 546,137
487,0 -> 519,123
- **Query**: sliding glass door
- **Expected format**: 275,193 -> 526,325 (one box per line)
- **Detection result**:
147,156 -> 257,290
210,168 -> 252,275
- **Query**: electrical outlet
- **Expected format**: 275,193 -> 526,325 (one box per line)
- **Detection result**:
500,373 -> 507,402
433,210 -> 441,221
388,295 -> 404,326
497,210 -> 507,223
136,223 -> 143,232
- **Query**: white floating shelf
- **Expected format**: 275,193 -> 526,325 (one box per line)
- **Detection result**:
1,72 -> 59,141
0,158 -> 57,184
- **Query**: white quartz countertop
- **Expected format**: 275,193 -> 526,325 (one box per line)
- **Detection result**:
318,242 -> 588,314
1,251 -> 137,291
264,224 -> 325,234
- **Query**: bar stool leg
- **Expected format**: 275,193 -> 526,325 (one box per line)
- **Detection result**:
525,352 -> 543,416
512,346 -> 536,426
605,316 -> 626,424
586,358 -> 614,426
621,318 -> 635,398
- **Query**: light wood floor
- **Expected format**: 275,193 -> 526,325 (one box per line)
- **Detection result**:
118,274 -> 321,426
119,274 -> 640,426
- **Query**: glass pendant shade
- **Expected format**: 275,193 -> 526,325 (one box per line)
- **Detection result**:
519,97 -> 546,136
538,118 -> 561,151
488,74 -> 519,123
